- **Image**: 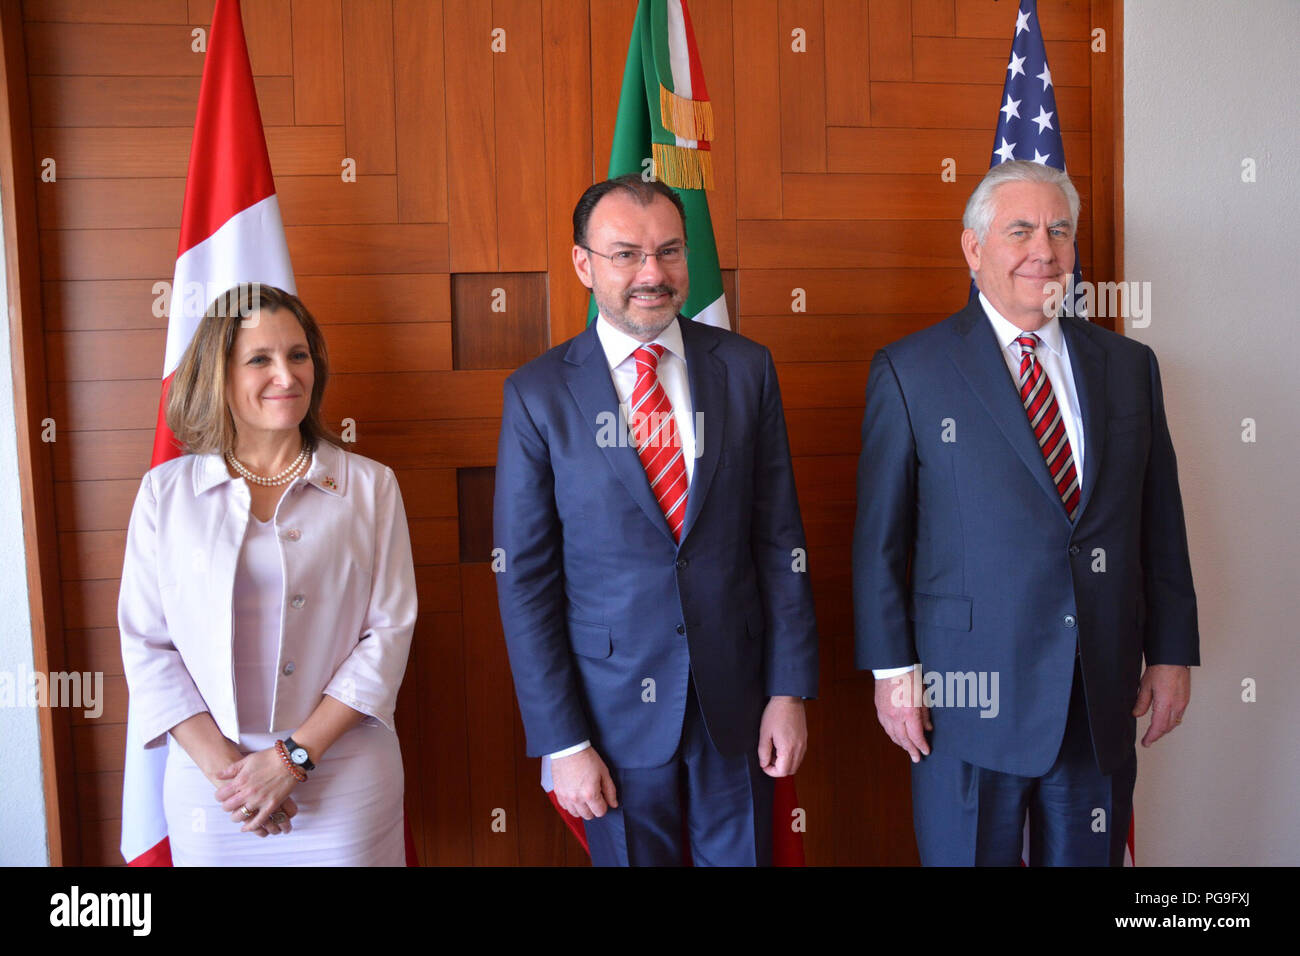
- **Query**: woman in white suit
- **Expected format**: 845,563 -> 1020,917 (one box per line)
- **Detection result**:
118,283 -> 416,865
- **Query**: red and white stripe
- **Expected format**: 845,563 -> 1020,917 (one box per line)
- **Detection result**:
122,0 -> 294,865
664,0 -> 711,152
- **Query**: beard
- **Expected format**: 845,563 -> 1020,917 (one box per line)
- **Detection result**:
592,281 -> 688,340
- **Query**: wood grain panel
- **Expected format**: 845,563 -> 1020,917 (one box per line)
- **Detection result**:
733,0 -> 781,218
451,272 -> 549,370
321,322 -> 451,373
827,126 -> 1092,176
51,379 -> 156,432
443,0 -> 498,272
290,0 -> 344,125
778,0 -> 827,173
871,81 -> 1089,130
55,480 -> 141,534
391,468 -> 459,519
738,219 -> 963,269
24,0 -> 189,23
40,228 -> 174,280
393,0 -> 447,222
775,361 -> 871,408
824,0 -> 870,126
953,0 -> 1089,40
456,466 -> 495,563
492,0 -> 547,272
276,174 -> 398,224
739,267 -> 970,313
461,563 -> 520,865
325,370 -> 506,423
284,223 -> 449,275
294,273 -> 451,324
912,36 -> 1089,87
25,22 -> 204,75
745,312 -> 943,361
32,125 -> 346,178
782,171 -> 981,219
587,0 -> 638,180
868,0 -> 911,81
28,75 -> 292,127
341,0 -> 396,175
909,0 -> 954,36
542,0 -> 594,346
688,0 -> 738,270
43,280 -> 168,330
238,0 -> 292,78
65,627 -> 126,677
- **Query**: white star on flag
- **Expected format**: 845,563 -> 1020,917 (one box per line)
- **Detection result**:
1037,64 -> 1053,90
1015,8 -> 1032,35
1001,96 -> 1022,120
994,137 -> 1017,163
1032,106 -> 1054,133
1032,149 -> 1051,164
1007,52 -> 1026,79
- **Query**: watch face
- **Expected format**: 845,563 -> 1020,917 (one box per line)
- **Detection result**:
291,747 -> 308,764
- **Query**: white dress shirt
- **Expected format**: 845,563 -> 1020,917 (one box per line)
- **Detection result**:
118,440 -> 417,749
872,294 -> 1085,679
548,315 -> 696,760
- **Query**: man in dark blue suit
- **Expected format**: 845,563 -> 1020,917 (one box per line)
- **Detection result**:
494,174 -> 818,866
853,161 -> 1199,865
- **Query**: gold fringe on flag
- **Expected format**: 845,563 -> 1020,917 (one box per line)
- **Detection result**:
652,142 -> 714,190
659,84 -> 715,142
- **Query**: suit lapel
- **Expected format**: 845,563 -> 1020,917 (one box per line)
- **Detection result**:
948,301 -> 1072,523
1061,315 -> 1107,521
679,318 -> 725,544
562,324 -> 676,544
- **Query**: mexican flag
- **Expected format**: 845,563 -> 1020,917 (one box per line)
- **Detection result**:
593,0 -> 729,330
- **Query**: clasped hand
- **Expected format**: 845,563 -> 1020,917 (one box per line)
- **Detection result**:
214,746 -> 300,837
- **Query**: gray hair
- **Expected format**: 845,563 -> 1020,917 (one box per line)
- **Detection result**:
962,160 -> 1080,244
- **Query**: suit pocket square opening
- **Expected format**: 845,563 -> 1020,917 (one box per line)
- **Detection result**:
907,592 -> 973,632
567,620 -> 613,659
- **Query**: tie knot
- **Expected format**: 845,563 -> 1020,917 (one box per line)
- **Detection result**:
1015,334 -> 1039,355
634,343 -> 666,371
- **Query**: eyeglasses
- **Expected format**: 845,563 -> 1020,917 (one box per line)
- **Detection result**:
581,245 -> 687,271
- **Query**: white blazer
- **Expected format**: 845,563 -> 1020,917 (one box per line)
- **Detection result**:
118,440 -> 417,749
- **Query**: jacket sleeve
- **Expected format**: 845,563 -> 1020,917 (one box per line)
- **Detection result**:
750,346 -> 820,698
117,471 -> 209,748
1139,348 -> 1200,665
323,466 -> 417,729
853,349 -> 921,671
492,376 -> 591,756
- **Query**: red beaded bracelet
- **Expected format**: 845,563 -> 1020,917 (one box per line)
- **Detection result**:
275,739 -> 308,782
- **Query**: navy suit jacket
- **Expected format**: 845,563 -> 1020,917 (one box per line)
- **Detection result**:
853,300 -> 1199,777
494,317 -> 819,769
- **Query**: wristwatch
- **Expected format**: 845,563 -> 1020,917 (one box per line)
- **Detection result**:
283,736 -> 315,772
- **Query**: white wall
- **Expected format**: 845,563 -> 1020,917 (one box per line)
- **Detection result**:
0,191 -> 50,866
1125,0 -> 1300,865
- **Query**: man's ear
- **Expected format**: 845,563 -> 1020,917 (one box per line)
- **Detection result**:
960,228 -> 982,273
572,244 -> 595,290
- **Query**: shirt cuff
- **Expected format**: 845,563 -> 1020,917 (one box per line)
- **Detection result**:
872,664 -> 919,679
548,740 -> 592,759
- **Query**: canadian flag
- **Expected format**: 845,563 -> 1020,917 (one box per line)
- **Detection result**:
120,0 -> 294,865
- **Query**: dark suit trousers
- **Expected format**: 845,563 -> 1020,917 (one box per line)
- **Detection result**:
583,680 -> 774,866
910,658 -> 1136,866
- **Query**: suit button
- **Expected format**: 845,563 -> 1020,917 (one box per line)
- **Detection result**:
291,594 -> 306,609
675,558 -> 688,570
676,624 -> 685,635
283,661 -> 296,676
283,528 -> 302,541
1064,614 -> 1077,628
1069,545 -> 1081,555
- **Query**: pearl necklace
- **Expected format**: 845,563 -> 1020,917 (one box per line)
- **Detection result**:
225,444 -> 310,487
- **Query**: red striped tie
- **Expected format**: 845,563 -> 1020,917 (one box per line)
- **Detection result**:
1015,334 -> 1080,520
629,344 -> 689,542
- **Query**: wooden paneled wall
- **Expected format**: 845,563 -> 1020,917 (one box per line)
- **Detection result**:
19,0 -> 1119,865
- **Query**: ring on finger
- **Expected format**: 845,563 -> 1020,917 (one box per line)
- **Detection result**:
240,804 -> 257,819
269,811 -> 289,826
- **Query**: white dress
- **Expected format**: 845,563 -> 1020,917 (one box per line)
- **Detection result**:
163,514 -> 406,865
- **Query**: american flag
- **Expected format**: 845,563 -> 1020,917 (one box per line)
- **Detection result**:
983,0 -> 1087,317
